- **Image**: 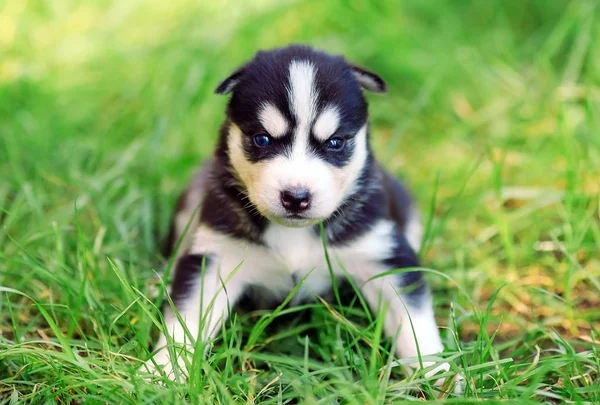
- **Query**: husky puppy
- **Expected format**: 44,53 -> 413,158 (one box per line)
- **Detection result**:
146,45 -> 448,381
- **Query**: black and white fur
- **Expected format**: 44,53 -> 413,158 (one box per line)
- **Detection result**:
146,45 -> 448,381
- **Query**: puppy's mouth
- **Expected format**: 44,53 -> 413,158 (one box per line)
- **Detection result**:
269,212 -> 321,228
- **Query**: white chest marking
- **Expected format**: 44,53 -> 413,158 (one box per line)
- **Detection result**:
190,220 -> 397,304
262,225 -> 331,301
263,225 -> 321,271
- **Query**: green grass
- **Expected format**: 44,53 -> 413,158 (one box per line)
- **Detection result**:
1,0 -> 599,403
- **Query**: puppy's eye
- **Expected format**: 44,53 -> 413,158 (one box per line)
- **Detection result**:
326,137 -> 345,151
253,134 -> 272,147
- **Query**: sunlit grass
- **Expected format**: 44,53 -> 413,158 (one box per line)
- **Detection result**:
1,0 -> 599,403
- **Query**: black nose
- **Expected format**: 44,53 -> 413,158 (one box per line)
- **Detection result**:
280,188 -> 311,212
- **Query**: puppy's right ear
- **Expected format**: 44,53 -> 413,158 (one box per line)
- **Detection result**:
215,66 -> 245,95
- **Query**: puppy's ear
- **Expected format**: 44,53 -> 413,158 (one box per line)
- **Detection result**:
350,65 -> 387,93
215,66 -> 245,95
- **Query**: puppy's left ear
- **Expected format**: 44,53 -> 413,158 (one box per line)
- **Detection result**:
350,65 -> 387,93
215,66 -> 245,95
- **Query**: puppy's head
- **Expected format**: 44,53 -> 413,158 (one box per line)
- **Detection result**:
216,45 -> 386,227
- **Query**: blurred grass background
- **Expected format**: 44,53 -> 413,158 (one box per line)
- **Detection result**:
1,0 -> 599,403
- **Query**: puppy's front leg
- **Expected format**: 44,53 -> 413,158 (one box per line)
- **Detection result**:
354,246 -> 447,379
145,254 -> 245,381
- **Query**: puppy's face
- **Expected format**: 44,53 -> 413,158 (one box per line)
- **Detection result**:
216,46 -> 386,227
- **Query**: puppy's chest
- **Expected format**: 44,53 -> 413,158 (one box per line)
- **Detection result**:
256,221 -> 396,299
263,225 -> 324,272
192,220 -> 396,301
260,225 -> 331,299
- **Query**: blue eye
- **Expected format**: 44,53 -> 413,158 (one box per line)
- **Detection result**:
326,137 -> 345,151
253,134 -> 271,147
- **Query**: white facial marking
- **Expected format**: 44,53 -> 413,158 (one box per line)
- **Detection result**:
258,103 -> 288,138
332,123 -> 368,198
227,124 -> 254,186
288,60 -> 317,130
287,60 -> 318,173
313,105 -> 341,141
